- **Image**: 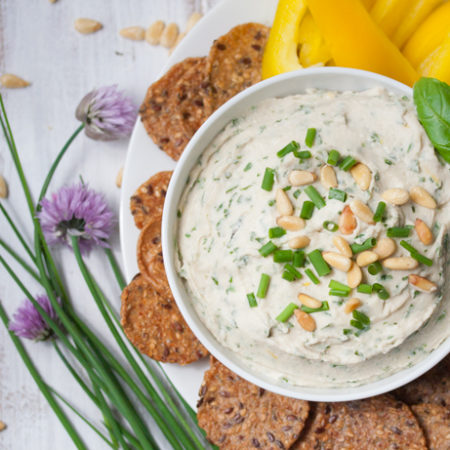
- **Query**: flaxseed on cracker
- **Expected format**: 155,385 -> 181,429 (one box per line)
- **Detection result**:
197,357 -> 309,449
137,216 -> 171,298
130,171 -> 172,230
121,274 -> 208,364
411,403 -> 450,450
208,23 -> 270,109
293,395 -> 426,449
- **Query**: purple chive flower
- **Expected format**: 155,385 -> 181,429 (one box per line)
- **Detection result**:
75,85 -> 137,141
37,183 -> 114,255
9,295 -> 58,341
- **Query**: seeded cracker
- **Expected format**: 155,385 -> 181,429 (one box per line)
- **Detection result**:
130,171 -> 172,230
208,23 -> 270,109
121,274 -> 208,364
197,357 -> 309,449
293,395 -> 426,449
411,403 -> 450,450
137,216 -> 171,298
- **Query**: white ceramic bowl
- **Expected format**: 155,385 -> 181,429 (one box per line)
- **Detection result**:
162,67 -> 450,401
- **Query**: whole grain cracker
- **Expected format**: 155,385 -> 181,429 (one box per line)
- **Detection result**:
411,403 -> 450,450
137,216 -> 171,298
197,357 -> 309,449
121,274 -> 208,364
130,171 -> 172,229
208,23 -> 270,109
293,395 -> 426,449
394,355 -> 450,407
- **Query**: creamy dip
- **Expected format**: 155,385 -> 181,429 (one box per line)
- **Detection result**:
176,88 -> 450,387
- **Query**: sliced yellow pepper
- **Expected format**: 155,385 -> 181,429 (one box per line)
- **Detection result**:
392,0 -> 444,48
360,0 -> 377,9
261,0 -> 307,79
297,12 -> 332,66
403,1 -> 450,68
306,0 -> 419,86
369,0 -> 412,38
417,35 -> 450,84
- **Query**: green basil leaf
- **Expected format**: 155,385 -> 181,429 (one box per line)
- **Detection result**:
413,77 -> 450,163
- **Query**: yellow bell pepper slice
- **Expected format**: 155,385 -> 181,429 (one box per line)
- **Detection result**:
403,1 -> 450,68
306,0 -> 419,86
261,0 -> 308,79
369,0 -> 412,38
297,12 -> 332,66
360,0 -> 377,9
392,0 -> 444,48
417,35 -> 450,84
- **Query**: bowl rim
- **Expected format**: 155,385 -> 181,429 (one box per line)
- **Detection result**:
162,66 -> 450,401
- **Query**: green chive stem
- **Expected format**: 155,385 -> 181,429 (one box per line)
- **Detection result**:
256,274 -> 271,298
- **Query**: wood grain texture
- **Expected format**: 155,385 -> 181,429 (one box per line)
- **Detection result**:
0,1 -> 219,448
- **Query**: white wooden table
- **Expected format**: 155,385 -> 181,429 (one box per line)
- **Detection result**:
0,1 -> 220,448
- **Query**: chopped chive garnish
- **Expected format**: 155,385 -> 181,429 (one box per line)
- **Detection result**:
352,310 -> 370,325
327,150 -> 340,166
304,186 -> 326,209
261,168 -> 275,191
373,201 -> 386,222
350,238 -> 377,254
295,150 -> 312,159
277,140 -> 300,158
339,156 -> 357,171
293,250 -> 306,268
283,186 -> 291,191
282,270 -> 295,281
350,319 -> 365,330
300,200 -> 315,219
284,263 -> 302,279
357,283 -> 373,294
323,220 -> 338,232
276,303 -> 298,322
258,241 -> 278,257
308,249 -> 331,276
247,293 -> 257,308
387,226 -> 411,238
268,227 -> 286,238
293,189 -> 301,199
343,328 -> 352,335
400,240 -> 433,266
328,280 -> 351,293
305,128 -> 316,148
328,188 -> 347,202
256,273 -> 271,298
301,301 -> 329,313
304,268 -> 320,284
329,289 -> 350,297
373,283 -> 390,300
384,158 -> 393,165
273,249 -> 294,263
368,261 -> 383,275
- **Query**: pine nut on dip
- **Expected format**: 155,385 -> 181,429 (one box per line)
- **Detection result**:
175,87 -> 450,388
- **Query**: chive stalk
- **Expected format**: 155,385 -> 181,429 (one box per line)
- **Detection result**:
295,150 -> 312,159
339,156 -> 357,171
373,201 -> 386,222
308,250 -> 331,276
328,280 -> 351,293
301,301 -> 329,313
273,250 -> 294,263
282,271 -> 295,281
276,303 -> 298,322
258,241 -> 278,257
268,227 -> 286,238
387,226 -> 411,238
293,250 -> 306,268
400,240 -> 433,266
300,200 -> 315,219
350,238 -> 377,254
323,221 -> 338,232
328,188 -> 347,202
261,168 -> 275,191
256,274 -> 270,298
357,283 -> 373,294
247,293 -> 257,307
284,264 -> 302,279
304,186 -> 326,209
305,128 -> 316,148
327,150 -> 340,166
277,141 -> 300,158
368,261 -> 383,275
304,268 -> 320,284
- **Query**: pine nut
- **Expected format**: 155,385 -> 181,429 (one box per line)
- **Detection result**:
410,186 -> 437,209
115,167 -> 124,188
186,12 -> 203,32
322,251 -> 352,272
408,274 -> 438,292
0,421 -> 5,431
347,262 -> 362,288
74,18 -> 103,34
294,310 -> 316,332
339,205 -> 357,235
350,200 -> 374,224
0,73 -> 30,88
333,235 -> 352,257
276,188 -> 293,216
146,20 -> 165,45
277,216 -> 305,231
382,188 -> 409,205
0,175 -> 8,198
415,219 -> 433,245
288,170 -> 317,186
119,26 -> 145,41
319,165 -> 337,189
356,250 -> 379,267
373,237 -> 396,259
160,22 -> 179,48
344,298 -> 362,314
298,293 -> 322,308
383,257 -> 419,270
288,236 -> 310,249
350,163 -> 371,191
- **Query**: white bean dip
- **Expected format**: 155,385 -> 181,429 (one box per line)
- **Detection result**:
176,88 -> 450,387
